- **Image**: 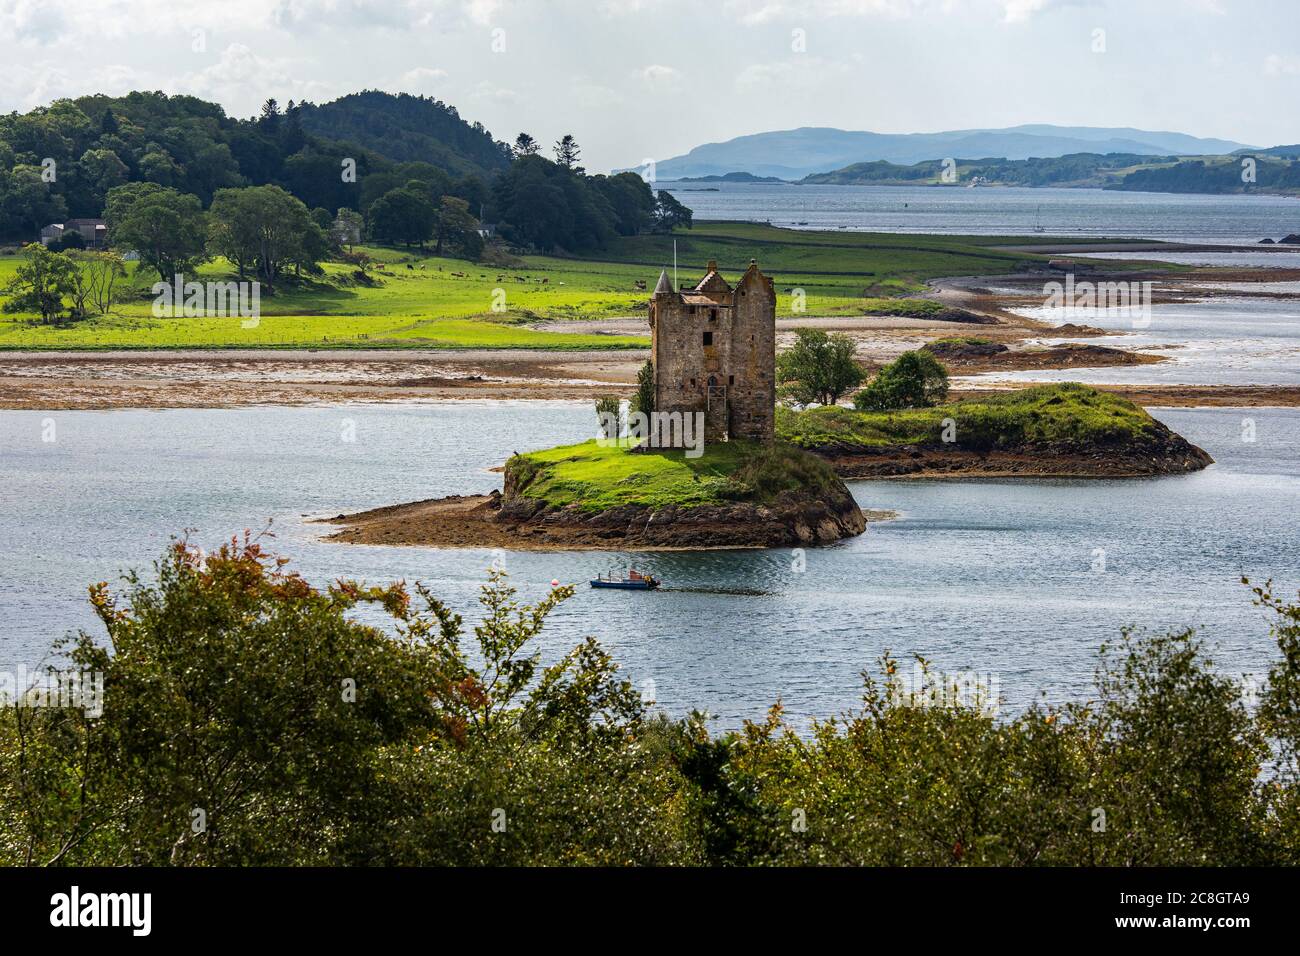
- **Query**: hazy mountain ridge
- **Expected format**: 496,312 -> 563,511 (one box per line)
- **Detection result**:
635,125 -> 1254,180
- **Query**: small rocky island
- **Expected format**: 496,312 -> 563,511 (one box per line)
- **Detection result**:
778,382 -> 1213,479
324,440 -> 873,550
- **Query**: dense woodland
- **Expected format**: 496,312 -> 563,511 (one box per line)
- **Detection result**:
0,89 -> 690,259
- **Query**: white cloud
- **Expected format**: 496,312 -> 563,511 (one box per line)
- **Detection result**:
0,61 -> 150,109
572,80 -> 624,108
468,80 -> 517,103
0,0 -> 68,45
722,0 -> 925,23
179,42 -> 338,115
1263,53 -> 1300,76
639,64 -> 682,91
734,56 -> 850,92
403,66 -> 450,90
999,0 -> 1049,23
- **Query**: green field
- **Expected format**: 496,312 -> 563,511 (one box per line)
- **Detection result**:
0,222 -> 1051,350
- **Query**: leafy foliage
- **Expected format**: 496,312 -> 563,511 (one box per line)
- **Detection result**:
0,242 -> 79,323
853,349 -> 949,410
776,328 -> 865,406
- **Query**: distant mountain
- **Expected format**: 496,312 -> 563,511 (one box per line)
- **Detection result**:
1246,144 -> 1300,159
632,125 -> 1254,180
297,90 -> 512,179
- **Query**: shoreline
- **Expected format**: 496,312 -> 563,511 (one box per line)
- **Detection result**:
320,490 -> 886,552
1,245 -> 1296,411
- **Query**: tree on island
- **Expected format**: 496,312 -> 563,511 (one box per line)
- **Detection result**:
631,359 -> 655,417
853,350 -> 949,411
595,395 -> 621,438
0,243 -> 79,324
777,329 -> 865,406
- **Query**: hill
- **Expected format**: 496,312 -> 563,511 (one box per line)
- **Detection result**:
803,153 -> 1169,188
296,91 -> 511,178
634,125 -> 1253,179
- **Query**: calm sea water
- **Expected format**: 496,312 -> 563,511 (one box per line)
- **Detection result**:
3,403 -> 1296,730
663,181 -> 1300,243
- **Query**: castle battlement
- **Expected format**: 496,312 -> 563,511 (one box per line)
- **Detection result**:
650,259 -> 776,444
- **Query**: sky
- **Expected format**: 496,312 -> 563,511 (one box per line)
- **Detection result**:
2,0 -> 1299,172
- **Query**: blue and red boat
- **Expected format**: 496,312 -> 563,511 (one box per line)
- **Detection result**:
590,569 -> 660,590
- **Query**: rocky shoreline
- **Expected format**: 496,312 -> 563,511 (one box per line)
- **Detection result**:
321,483 -> 879,551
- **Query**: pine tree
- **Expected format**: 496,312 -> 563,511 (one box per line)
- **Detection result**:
553,134 -> 581,172
513,133 -> 540,157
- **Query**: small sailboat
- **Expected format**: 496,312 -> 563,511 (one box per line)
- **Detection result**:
590,569 -> 660,591
1033,205 -> 1045,234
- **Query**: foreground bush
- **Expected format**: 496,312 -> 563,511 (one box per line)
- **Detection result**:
1,538 -> 1298,866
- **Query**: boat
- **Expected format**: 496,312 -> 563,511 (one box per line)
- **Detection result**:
590,569 -> 660,590
1033,205 -> 1045,233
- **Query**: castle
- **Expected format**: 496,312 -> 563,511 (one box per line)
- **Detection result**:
650,259 -> 776,445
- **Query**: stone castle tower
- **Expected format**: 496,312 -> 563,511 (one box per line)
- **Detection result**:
650,259 -> 776,444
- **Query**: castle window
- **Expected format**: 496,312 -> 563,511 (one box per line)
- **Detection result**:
729,375 -> 735,386
689,378 -> 695,387
687,306 -> 696,314
703,331 -> 713,346
709,308 -> 717,321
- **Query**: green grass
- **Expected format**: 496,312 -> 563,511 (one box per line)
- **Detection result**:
0,222 -> 1052,349
506,437 -> 841,511
858,297 -> 949,317
777,383 -> 1161,452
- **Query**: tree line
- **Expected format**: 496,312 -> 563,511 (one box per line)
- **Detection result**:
0,90 -> 690,259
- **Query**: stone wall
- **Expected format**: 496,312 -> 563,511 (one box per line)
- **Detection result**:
650,260 -> 775,445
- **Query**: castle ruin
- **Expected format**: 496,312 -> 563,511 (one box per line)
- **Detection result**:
649,259 -> 776,445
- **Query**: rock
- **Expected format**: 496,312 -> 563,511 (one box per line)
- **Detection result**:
1281,234 -> 1300,245
490,483 -> 868,549
1259,238 -> 1276,244
923,339 -> 1008,359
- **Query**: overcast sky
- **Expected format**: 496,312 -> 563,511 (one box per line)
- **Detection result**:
2,0 -> 1298,171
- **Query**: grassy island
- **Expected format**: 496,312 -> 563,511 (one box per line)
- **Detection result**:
327,438 -> 871,551
777,383 -> 1214,478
